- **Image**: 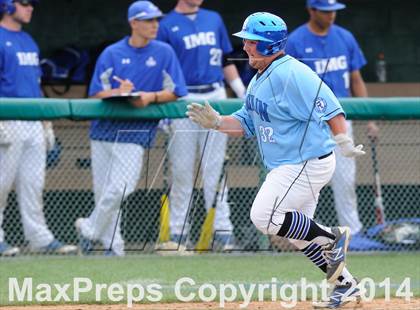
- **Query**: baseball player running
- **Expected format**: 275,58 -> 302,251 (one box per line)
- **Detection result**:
286,0 -> 379,238
187,12 -> 363,308
157,0 -> 246,250
75,1 -> 187,256
0,0 -> 77,256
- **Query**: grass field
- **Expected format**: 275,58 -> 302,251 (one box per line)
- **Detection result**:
0,252 -> 419,307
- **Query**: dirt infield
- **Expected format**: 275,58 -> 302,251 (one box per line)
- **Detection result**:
2,299 -> 420,310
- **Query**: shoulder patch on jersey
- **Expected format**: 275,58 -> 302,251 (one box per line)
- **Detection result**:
146,56 -> 157,67
315,97 -> 327,113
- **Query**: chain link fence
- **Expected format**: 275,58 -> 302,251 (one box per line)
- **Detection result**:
1,119 -> 419,254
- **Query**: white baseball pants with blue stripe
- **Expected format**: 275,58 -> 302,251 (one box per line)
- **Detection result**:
250,153 -> 336,249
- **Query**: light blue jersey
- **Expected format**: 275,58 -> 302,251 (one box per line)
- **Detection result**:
286,24 -> 366,98
89,38 -> 187,147
0,26 -> 42,98
157,9 -> 233,86
232,55 -> 344,170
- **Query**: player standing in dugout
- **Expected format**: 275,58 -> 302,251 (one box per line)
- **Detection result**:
157,0 -> 246,251
75,1 -> 187,256
286,0 -> 379,243
0,0 -> 77,256
187,12 -> 364,309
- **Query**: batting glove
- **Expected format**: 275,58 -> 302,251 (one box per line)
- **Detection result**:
186,102 -> 222,129
0,122 -> 12,146
334,133 -> 365,157
43,121 -> 56,152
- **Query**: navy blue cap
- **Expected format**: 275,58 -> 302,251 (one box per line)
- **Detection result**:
128,1 -> 163,21
307,0 -> 346,11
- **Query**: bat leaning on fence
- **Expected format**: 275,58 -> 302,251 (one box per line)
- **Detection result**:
158,127 -> 171,243
369,136 -> 386,225
195,156 -> 229,252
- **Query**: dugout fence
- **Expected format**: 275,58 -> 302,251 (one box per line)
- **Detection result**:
0,98 -> 419,254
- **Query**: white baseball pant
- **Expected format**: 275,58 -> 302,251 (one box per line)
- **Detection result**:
250,153 -> 336,249
168,87 -> 233,237
331,121 -> 363,235
0,121 -> 54,248
79,140 -> 145,256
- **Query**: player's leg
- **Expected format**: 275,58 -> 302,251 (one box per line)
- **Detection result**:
0,135 -> 22,256
200,128 -> 233,240
200,87 -> 233,247
16,124 -> 55,249
78,141 -> 143,248
290,197 -> 360,307
250,154 -> 350,282
291,199 -> 355,280
288,196 -> 330,273
250,155 -> 336,239
168,116 -> 199,243
293,240 -> 360,308
331,121 -> 363,235
90,141 -> 126,256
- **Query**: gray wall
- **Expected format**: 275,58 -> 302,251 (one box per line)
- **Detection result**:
25,0 -> 420,82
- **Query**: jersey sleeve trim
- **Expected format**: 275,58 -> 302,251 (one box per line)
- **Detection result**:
232,114 -> 254,138
321,107 -> 345,121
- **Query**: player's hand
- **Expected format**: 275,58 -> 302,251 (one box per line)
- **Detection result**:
367,121 -> 379,141
0,122 -> 12,146
129,91 -> 154,108
43,121 -> 56,152
113,76 -> 134,95
333,134 -> 365,157
186,102 -> 221,129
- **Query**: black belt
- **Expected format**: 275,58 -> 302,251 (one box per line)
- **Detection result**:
187,82 -> 223,94
318,152 -> 333,160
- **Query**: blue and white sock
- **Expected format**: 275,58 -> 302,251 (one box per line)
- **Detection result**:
277,211 -> 335,245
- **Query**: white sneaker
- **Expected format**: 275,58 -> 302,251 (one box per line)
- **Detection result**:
0,242 -> 20,257
155,241 -> 194,256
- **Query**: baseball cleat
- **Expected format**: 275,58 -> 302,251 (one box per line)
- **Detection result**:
0,242 -> 20,257
36,239 -> 78,255
213,233 -> 236,252
324,226 -> 351,283
313,279 -> 361,309
75,218 -> 93,255
155,241 -> 194,256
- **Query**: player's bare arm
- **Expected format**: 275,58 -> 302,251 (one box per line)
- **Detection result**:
92,76 -> 134,98
223,64 -> 246,99
351,70 -> 379,138
212,115 -> 244,137
130,90 -> 178,108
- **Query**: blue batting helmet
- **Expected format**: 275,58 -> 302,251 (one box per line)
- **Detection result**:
0,0 -> 15,14
128,1 -> 163,22
0,0 -> 39,15
233,12 -> 288,56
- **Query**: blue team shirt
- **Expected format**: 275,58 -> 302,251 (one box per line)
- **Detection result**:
157,9 -> 233,85
232,55 -> 344,170
89,38 -> 187,146
286,24 -> 366,98
0,26 -> 42,98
